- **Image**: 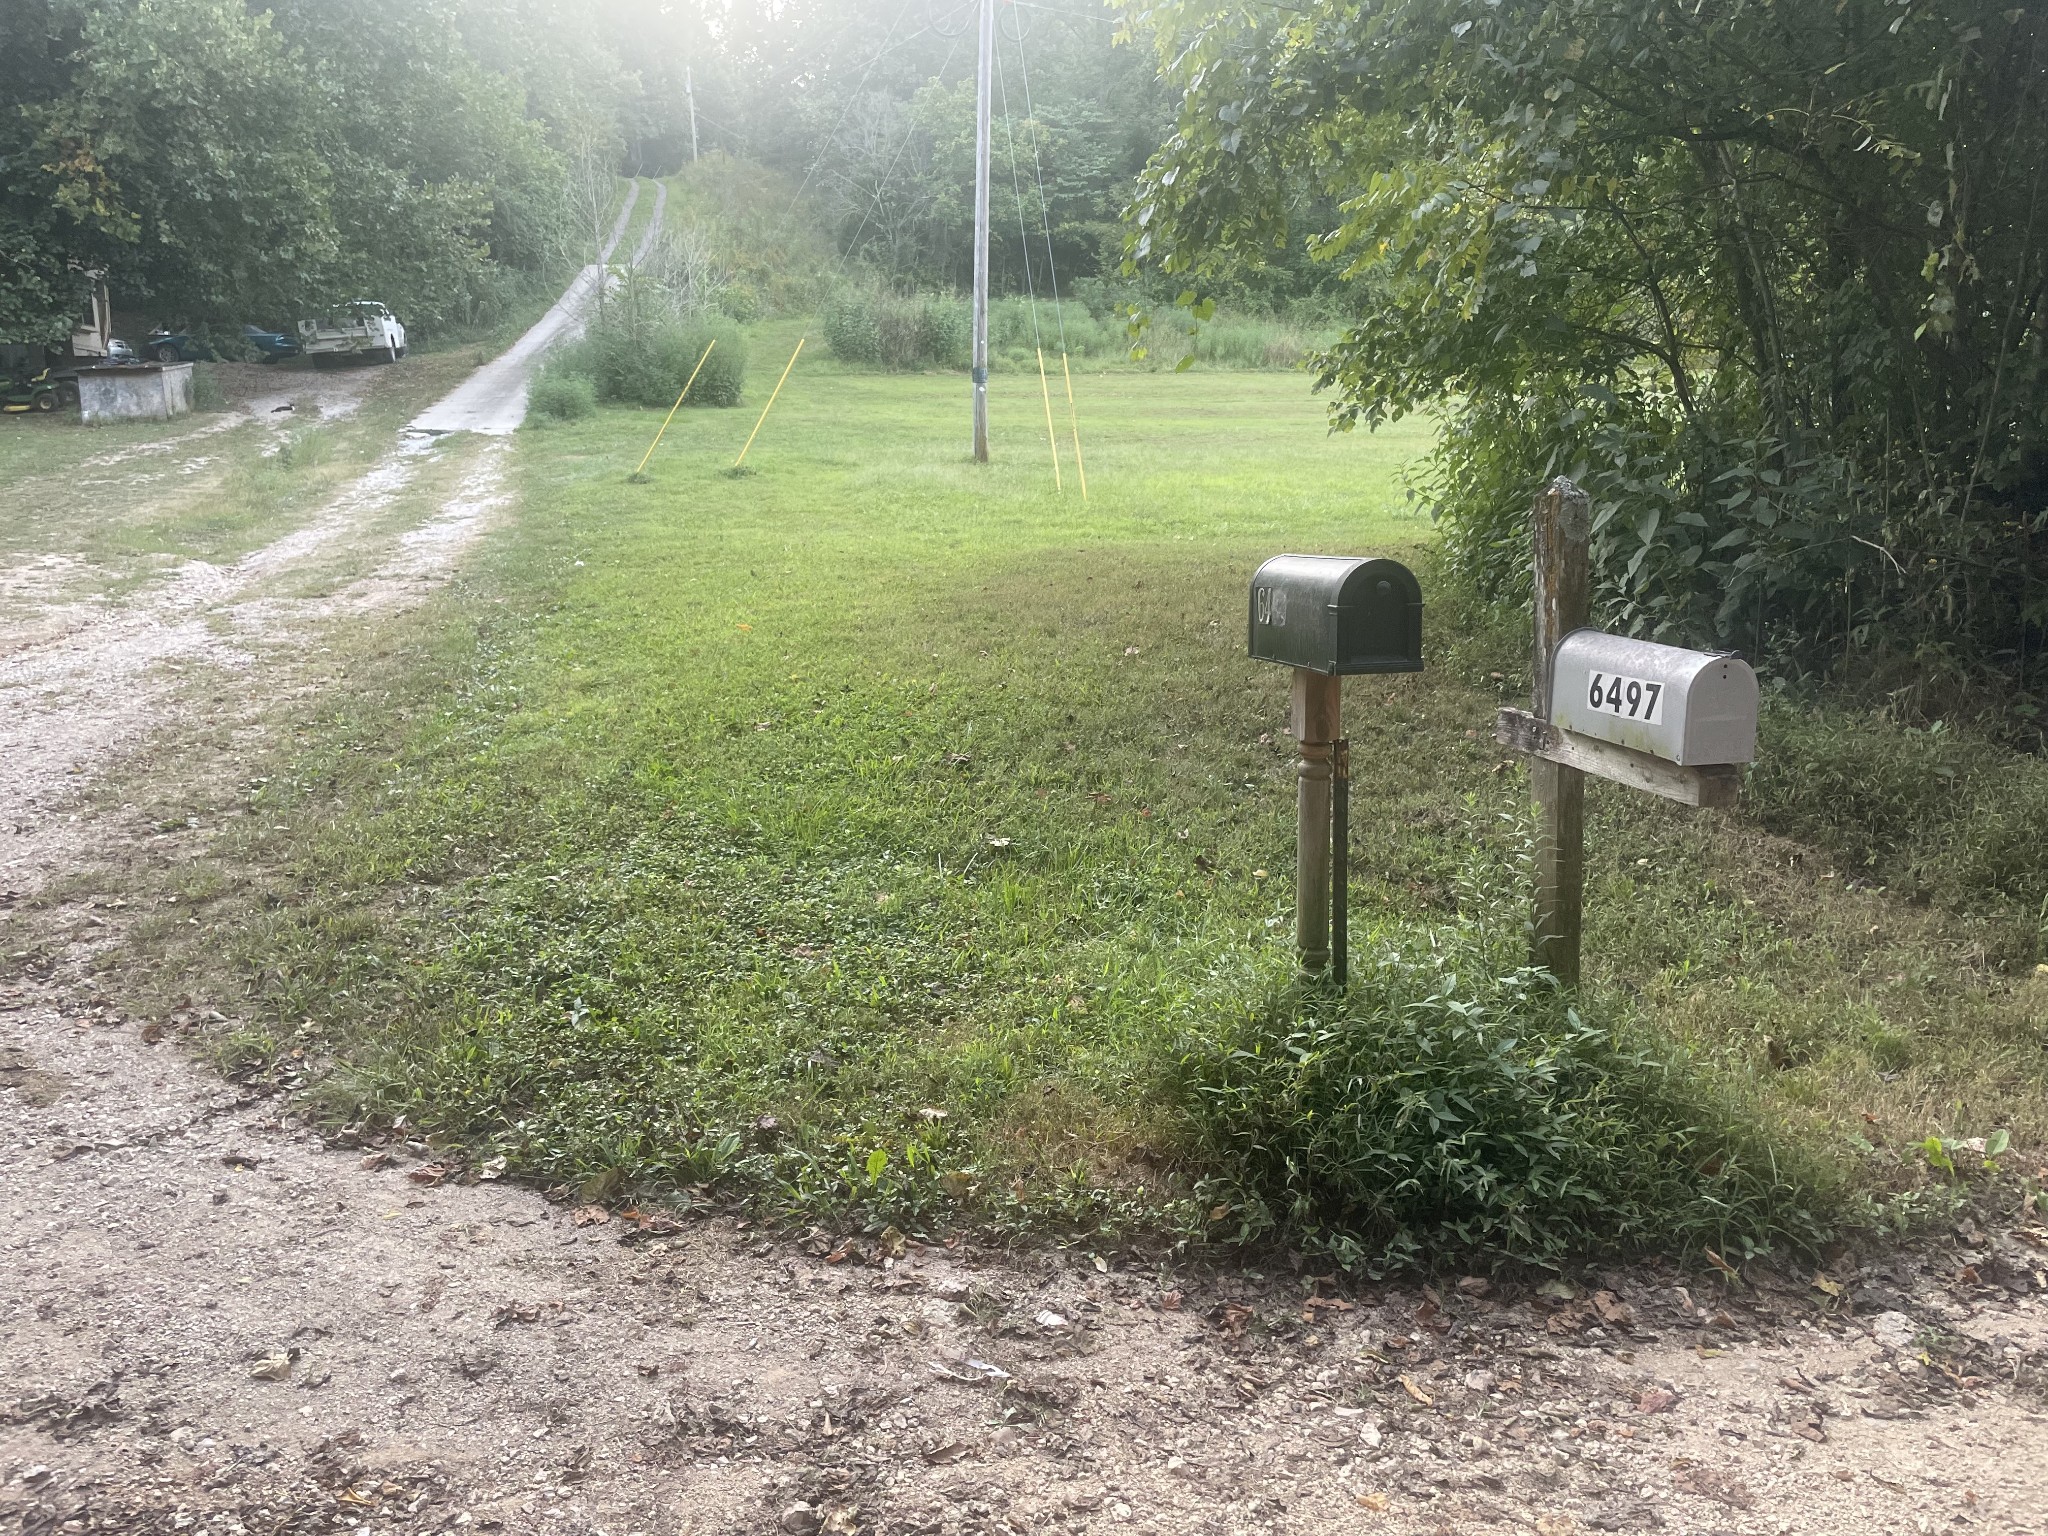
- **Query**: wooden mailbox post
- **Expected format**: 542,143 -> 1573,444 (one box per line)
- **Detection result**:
1496,478 -> 1759,986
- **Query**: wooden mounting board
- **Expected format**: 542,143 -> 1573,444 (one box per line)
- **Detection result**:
1496,707 -> 1742,809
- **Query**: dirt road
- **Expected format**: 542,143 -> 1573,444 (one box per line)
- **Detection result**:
4,198 -> 2048,1534
410,179 -> 659,438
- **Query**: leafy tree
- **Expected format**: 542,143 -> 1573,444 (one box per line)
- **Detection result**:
1126,0 -> 2048,699
19,0 -> 334,326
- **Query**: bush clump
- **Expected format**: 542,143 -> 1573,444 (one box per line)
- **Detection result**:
1166,923 -> 1837,1271
528,369 -> 597,422
571,311 -> 748,408
824,289 -> 967,369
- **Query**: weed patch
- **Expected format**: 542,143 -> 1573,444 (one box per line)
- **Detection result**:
1167,923 -> 1841,1270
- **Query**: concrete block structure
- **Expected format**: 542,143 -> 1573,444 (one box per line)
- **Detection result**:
76,362 -> 194,425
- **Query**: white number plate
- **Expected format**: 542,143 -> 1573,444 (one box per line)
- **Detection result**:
1585,671 -> 1665,724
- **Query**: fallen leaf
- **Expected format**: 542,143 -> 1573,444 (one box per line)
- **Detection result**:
571,1205 -> 609,1227
1455,1275 -> 1492,1298
1702,1249 -> 1740,1282
921,1439 -> 969,1464
929,1356 -> 1010,1384
1536,1517 -> 1578,1535
248,1352 -> 295,1382
877,1225 -> 907,1260
1398,1374 -> 1435,1407
1209,1301 -> 1254,1338
1355,1492 -> 1390,1512
1592,1291 -> 1634,1327
1637,1388 -> 1678,1414
1810,1272 -> 1842,1296
406,1165 -> 445,1187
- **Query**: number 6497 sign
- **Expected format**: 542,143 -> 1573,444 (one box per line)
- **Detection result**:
1585,671 -> 1664,724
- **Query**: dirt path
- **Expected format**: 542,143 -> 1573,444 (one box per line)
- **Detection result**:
5,262 -> 2048,1533
410,178 -> 662,438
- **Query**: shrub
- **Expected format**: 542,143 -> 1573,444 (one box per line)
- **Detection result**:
717,281 -> 761,324
824,289 -> 968,370
559,312 -> 749,409
528,369 -> 596,422
823,291 -> 881,365
1164,922 -> 1837,1270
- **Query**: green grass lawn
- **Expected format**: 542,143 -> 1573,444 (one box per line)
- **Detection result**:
156,339 -> 2047,1269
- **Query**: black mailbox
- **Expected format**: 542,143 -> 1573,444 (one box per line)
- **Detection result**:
1247,555 -> 1423,674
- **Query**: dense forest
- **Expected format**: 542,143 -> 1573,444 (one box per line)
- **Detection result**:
0,0 -> 1166,340
5,0 -> 2044,702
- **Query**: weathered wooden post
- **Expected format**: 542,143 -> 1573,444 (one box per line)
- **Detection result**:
1496,477 -> 1760,987
1530,478 -> 1591,985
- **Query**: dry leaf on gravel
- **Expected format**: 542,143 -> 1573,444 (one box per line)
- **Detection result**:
1592,1290 -> 1634,1327
247,1351 -> 296,1382
930,1356 -> 1010,1384
1355,1491 -> 1390,1511
1637,1388 -> 1678,1414
571,1205 -> 610,1227
1398,1374 -> 1434,1406
1675,1466 -> 1756,1509
1209,1301 -> 1255,1337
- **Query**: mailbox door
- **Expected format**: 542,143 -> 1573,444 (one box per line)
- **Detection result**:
1333,559 -> 1423,673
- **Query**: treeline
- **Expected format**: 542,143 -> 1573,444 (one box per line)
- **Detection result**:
1127,0 -> 2048,707
1,0 -> 647,342
628,0 -> 1177,298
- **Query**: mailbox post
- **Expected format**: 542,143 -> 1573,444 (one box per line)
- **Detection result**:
1248,556 -> 1423,980
1497,478 -> 1761,984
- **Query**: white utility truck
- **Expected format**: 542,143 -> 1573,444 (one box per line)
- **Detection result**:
298,301 -> 407,367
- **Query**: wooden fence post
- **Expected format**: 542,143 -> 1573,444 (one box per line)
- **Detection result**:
1531,478 -> 1591,985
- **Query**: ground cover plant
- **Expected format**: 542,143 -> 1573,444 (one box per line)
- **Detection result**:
128,332 -> 2046,1271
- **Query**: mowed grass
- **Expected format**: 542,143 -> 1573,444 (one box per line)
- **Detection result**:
171,336 -> 2047,1266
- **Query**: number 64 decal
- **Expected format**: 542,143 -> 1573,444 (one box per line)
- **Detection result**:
1586,671 -> 1664,724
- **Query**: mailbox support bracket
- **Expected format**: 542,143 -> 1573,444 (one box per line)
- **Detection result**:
1496,708 -> 1741,809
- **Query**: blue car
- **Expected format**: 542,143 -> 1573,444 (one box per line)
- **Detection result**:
144,325 -> 301,363
241,323 -> 300,362
145,328 -> 212,363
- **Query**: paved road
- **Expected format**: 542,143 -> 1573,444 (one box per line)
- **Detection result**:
409,179 -> 661,438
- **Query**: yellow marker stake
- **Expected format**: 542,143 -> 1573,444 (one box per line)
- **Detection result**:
1060,352 -> 1088,500
734,336 -> 805,468
1035,347 -> 1063,491
631,338 -> 717,478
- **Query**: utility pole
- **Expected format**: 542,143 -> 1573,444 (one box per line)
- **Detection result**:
970,0 -> 992,462
685,66 -> 699,163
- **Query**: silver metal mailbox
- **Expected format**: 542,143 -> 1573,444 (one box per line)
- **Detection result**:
1548,630 -> 1758,766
